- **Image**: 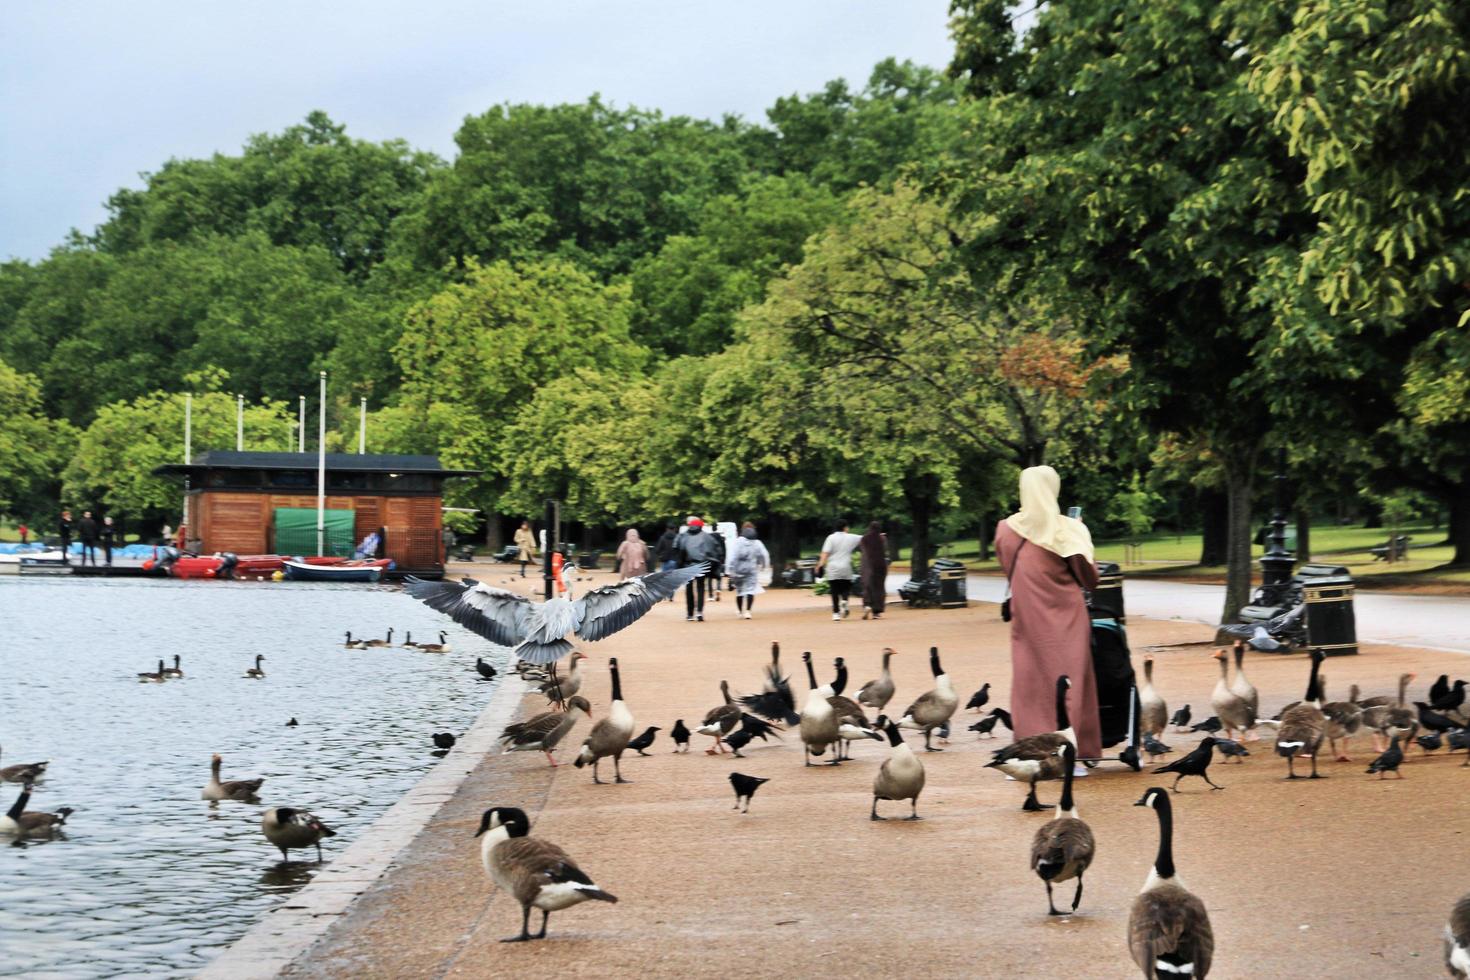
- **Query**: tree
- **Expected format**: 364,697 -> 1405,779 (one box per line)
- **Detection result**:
0,360 -> 77,523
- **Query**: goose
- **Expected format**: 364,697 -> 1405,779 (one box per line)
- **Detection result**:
201,754 -> 264,802
244,655 -> 266,679
406,563 -> 708,663
1209,649 -> 1255,741
966,682 -> 992,712
539,652 -> 588,705
855,649 -> 897,710
401,630 -> 419,648
475,805 -> 618,942
417,631 -> 452,653
1138,657 -> 1167,738
986,676 -> 1075,812
499,697 -> 591,766
830,658 -> 882,760
0,749 -> 49,785
1030,742 -> 1095,916
1129,787 -> 1214,978
475,657 -> 498,680
897,647 -> 959,751
1356,672 -> 1414,710
573,659 -> 634,784
0,782 -> 73,839
1446,891 -> 1470,979
696,680 -> 743,754
161,655 -> 184,679
799,651 -> 841,766
1271,649 -> 1327,779
363,629 -> 395,649
260,806 -> 336,862
343,631 -> 368,649
1361,672 -> 1418,752
1320,678 -> 1363,761
738,642 -> 802,726
1230,640 -> 1259,736
871,715 -> 925,820
138,659 -> 167,683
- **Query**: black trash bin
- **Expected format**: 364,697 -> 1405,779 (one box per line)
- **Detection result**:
1300,564 -> 1356,656
1090,561 -> 1125,623
933,558 -> 967,608
782,558 -> 818,588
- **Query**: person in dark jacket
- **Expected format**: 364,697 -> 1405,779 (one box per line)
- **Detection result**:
78,510 -> 99,566
675,518 -> 722,622
654,523 -> 679,572
58,509 -> 73,564
100,516 -> 117,566
706,523 -> 726,602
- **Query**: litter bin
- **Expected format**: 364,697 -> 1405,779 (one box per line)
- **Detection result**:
1090,561 -> 1125,622
1300,564 -> 1356,656
934,559 -> 968,608
782,558 -> 818,588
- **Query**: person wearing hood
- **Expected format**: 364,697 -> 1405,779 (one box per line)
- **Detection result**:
616,528 -> 649,579
675,517 -> 722,621
726,522 -> 770,620
995,465 -> 1100,764
859,520 -> 889,620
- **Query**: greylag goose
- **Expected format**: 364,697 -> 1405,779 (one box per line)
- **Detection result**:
855,649 -> 897,710
201,754 -> 264,802
499,697 -> 591,766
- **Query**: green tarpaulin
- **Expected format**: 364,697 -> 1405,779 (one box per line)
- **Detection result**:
274,507 -> 355,557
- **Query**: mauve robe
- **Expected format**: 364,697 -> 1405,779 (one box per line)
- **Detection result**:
995,521 -> 1101,758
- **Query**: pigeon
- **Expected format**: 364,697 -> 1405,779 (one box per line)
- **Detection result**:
1169,705 -> 1192,732
1215,738 -> 1250,762
1153,736 -> 1224,792
1366,735 -> 1404,778
1448,729 -> 1470,753
1416,702 -> 1460,734
670,719 -> 691,753
728,772 -> 769,814
1189,716 -> 1223,734
286,717 -> 298,727
475,657 -> 498,680
966,684 -> 991,712
1142,734 -> 1172,761
970,715 -> 1002,738
432,732 -> 457,750
626,726 -> 661,756
1416,732 -> 1443,753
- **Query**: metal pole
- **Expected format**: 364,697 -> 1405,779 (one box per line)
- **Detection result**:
317,371 -> 327,557
298,395 -> 306,453
358,397 -> 366,454
183,393 -> 192,545
543,499 -> 556,600
236,394 -> 244,450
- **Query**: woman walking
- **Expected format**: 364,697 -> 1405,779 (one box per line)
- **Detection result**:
726,522 -> 770,620
995,466 -> 1100,763
513,520 -> 537,578
816,519 -> 862,622
616,528 -> 649,579
859,521 -> 889,620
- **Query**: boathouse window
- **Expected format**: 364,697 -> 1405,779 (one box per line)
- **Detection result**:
269,470 -> 316,488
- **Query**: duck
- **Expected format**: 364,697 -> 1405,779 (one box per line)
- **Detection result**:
201,754 -> 264,802
243,655 -> 266,679
1360,672 -> 1418,752
1320,678 -> 1363,761
798,651 -> 841,766
260,806 -> 336,862
343,631 -> 368,650
0,782 -> 73,839
1138,657 -> 1167,738
474,805 -> 618,942
1230,640 -> 1259,732
1270,649 -> 1327,779
985,676 -> 1075,812
573,659 -> 635,783
138,659 -> 167,683
1446,891 -> 1470,979
1030,742 -> 1095,916
829,658 -> 882,760
0,748 -> 49,785
855,649 -> 898,710
696,680 -> 743,754
1209,648 -> 1255,741
539,652 -> 588,705
738,642 -> 802,726
475,657 -> 498,680
498,696 -> 591,767
897,647 -> 959,751
363,628 -> 395,649
966,682 -> 992,712
417,631 -> 452,653
161,655 -> 184,679
1128,787 -> 1214,978
871,715 -> 925,820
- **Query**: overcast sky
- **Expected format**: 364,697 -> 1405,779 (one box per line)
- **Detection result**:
0,1 -> 956,262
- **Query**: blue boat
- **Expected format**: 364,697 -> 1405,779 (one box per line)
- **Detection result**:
281,559 -> 386,583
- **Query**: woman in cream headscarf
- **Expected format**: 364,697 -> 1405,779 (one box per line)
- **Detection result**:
995,465 -> 1101,763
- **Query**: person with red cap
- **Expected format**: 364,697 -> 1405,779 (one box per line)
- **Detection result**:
675,517 -> 722,621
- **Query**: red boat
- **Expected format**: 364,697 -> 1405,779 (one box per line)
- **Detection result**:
168,555 -> 230,579
233,555 -> 286,576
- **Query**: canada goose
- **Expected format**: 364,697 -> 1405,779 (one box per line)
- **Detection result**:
986,676 -> 1074,812
966,682 -> 991,712
1209,649 -> 1255,741
1361,672 -> 1418,752
0,782 -> 73,839
1138,658 -> 1167,738
475,805 -> 618,942
829,658 -> 881,760
161,655 -> 184,679
1321,679 -> 1363,761
138,659 -> 167,683
244,655 -> 266,679
1445,891 -> 1470,979
627,726 -> 660,756
406,563 -> 708,663
729,773 -> 769,813
855,649 -> 897,710
343,631 -> 367,650
363,629 -> 395,649
417,631 -> 452,653
738,642 -> 802,726
1129,787 -> 1214,978
799,651 -> 841,766
1365,734 -> 1404,779
475,657 -> 498,680
401,630 -> 418,648
1030,742 -> 1094,915
1272,649 -> 1327,779
573,659 -> 635,783
670,719 -> 691,752
201,754 -> 264,802
897,647 -> 959,751
871,715 -> 925,820
540,652 -> 588,705
0,749 -> 49,785
697,680 -> 742,754
261,806 -> 336,862
1230,640 -> 1259,735
499,696 -> 591,766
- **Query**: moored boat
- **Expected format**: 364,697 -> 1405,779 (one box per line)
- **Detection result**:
281,558 -> 390,583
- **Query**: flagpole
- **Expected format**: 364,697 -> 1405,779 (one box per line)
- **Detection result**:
316,372 -> 326,557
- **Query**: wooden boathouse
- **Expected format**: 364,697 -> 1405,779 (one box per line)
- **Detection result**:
153,451 -> 478,578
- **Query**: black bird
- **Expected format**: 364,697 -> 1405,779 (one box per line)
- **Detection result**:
987,707 -> 1012,732
1189,716 -> 1222,734
1142,734 -> 1172,761
286,717 -> 298,727
737,643 -> 802,726
728,772 -> 769,814
432,732 -> 457,750
726,728 -> 757,757
1448,729 -> 1470,754
670,719 -> 691,753
970,715 -> 1002,738
1415,702 -> 1459,734
475,657 -> 498,680
966,684 -> 991,712
738,713 -> 782,743
1430,679 -> 1466,714
1428,674 -> 1451,705
626,726 -> 660,757
1153,736 -> 1224,792
1169,705 -> 1192,731
1215,738 -> 1250,763
1416,732 -> 1443,753
1366,735 -> 1404,779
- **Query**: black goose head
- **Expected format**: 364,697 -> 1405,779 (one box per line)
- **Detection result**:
881,716 -> 904,747
475,805 -> 530,838
803,651 -> 818,689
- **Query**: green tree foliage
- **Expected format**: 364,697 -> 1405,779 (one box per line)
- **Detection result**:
0,360 -> 77,522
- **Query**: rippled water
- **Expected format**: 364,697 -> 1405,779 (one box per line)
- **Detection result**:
0,575 -> 503,977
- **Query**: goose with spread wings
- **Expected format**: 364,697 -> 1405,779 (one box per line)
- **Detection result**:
405,563 -> 708,664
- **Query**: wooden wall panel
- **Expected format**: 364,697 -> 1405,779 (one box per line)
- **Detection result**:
201,493 -> 270,554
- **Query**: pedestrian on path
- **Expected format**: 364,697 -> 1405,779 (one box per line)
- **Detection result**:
616,528 -> 649,579
513,520 -> 537,578
18,523 -> 28,544
78,510 -> 99,566
727,522 -> 770,620
675,517 -> 722,621
859,520 -> 889,620
706,520 -> 726,602
100,516 -> 117,566
58,509 -> 73,563
995,465 -> 1101,762
816,519 -> 862,622
654,523 -> 679,572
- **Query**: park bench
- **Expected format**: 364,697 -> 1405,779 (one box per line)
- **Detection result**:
1370,535 -> 1411,561
490,544 -> 522,563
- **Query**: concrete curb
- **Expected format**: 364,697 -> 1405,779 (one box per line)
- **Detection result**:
197,673 -> 528,979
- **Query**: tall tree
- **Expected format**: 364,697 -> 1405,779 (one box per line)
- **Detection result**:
0,360 -> 77,523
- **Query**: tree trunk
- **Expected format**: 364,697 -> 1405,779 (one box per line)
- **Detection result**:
1198,489 -> 1228,566
768,514 -> 800,582
977,516 -> 991,561
1294,507 -> 1311,562
1450,481 -> 1470,566
484,516 -> 504,553
905,474 -> 938,580
1220,465 -> 1255,625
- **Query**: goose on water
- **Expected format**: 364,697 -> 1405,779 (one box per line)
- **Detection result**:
417,631 -> 452,653
0,748 -> 49,785
0,782 -> 73,839
363,629 -> 395,649
343,631 -> 367,650
138,659 -> 167,683
202,754 -> 264,802
261,806 -> 336,862
244,655 -> 266,679
161,655 -> 184,679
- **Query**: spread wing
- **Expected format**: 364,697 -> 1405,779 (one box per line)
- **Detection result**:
573,563 -> 708,642
405,576 -> 532,647
511,598 -> 581,664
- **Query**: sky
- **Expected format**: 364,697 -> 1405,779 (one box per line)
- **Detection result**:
0,1 -> 956,262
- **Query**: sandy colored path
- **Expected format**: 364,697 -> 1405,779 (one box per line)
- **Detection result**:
284,569 -> 1469,979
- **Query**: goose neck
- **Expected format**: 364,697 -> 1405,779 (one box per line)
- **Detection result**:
1151,796 -> 1176,881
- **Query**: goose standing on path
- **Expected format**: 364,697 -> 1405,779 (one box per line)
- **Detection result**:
161,655 -> 184,679
0,782 -> 73,838
363,629 -> 395,649
1320,679 -> 1363,761
829,658 -> 882,760
1272,649 -> 1327,780
1128,787 -> 1214,978
986,676 -> 1075,812
475,805 -> 618,942
738,642 -> 802,726
138,659 -> 167,683
261,806 -> 336,862
1230,641 -> 1259,738
1209,649 -> 1255,742
343,631 -> 367,650
855,649 -> 897,711
244,655 -> 266,679
417,631 -> 452,653
897,647 -> 959,751
573,659 -> 634,784
1361,672 -> 1417,752
201,754 -> 264,802
1030,743 -> 1094,916
871,716 -> 925,820
799,651 -> 840,767
1446,892 -> 1470,979
696,681 -> 743,754
499,697 -> 591,767
0,749 -> 49,785
1138,658 -> 1167,738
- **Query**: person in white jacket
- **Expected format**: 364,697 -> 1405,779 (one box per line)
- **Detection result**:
726,523 -> 770,620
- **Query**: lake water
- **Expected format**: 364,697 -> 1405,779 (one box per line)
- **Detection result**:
0,574 -> 503,977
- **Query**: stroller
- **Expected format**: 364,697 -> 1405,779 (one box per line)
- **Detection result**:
1090,615 -> 1143,771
